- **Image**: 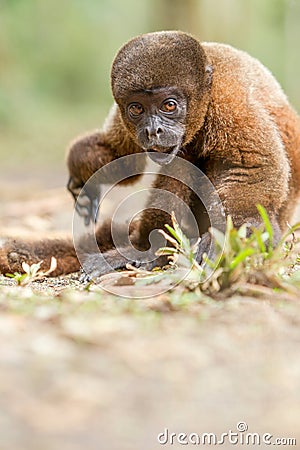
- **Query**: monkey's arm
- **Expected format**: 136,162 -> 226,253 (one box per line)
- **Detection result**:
67,104 -> 145,223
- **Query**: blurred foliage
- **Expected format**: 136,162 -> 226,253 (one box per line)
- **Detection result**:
0,0 -> 299,171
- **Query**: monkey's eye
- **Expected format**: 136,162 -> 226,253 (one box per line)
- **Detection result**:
128,103 -> 144,117
160,99 -> 177,113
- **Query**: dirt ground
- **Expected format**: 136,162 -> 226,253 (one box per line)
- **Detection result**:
1,174 -> 300,450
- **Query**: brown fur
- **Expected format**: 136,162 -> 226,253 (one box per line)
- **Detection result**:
1,31 -> 300,276
0,237 -> 79,277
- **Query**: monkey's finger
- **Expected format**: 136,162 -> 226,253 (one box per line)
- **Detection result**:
79,269 -> 91,283
75,197 -> 99,225
91,197 -> 100,224
74,198 -> 92,225
67,176 -> 100,224
82,184 -> 101,225
76,197 -> 99,225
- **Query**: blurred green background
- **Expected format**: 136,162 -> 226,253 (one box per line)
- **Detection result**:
1,0 -> 300,182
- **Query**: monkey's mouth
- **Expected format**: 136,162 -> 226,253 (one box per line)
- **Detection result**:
146,145 -> 181,166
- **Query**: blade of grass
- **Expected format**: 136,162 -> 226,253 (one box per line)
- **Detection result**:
256,204 -> 273,251
229,247 -> 255,270
252,228 -> 266,253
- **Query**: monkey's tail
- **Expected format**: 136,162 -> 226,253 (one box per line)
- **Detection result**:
0,220 -> 141,278
0,237 -> 80,277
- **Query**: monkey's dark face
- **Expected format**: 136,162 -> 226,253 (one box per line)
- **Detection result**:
123,87 -> 187,165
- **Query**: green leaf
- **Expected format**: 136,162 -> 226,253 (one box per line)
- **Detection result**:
256,204 -> 273,251
164,224 -> 181,244
159,229 -> 179,248
156,247 -> 178,256
252,228 -> 266,253
237,223 -> 248,239
229,247 -> 255,270
210,227 -> 225,249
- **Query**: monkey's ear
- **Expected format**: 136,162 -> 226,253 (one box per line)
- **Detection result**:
205,65 -> 213,87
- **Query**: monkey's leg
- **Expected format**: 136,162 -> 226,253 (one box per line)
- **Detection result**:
202,153 -> 289,256
80,169 -> 194,278
0,219 -> 124,277
0,237 -> 79,277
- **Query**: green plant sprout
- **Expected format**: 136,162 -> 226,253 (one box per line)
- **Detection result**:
6,257 -> 57,286
157,206 -> 300,294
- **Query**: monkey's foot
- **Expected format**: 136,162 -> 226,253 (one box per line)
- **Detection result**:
81,250 -> 137,280
80,248 -> 168,281
0,238 -> 80,277
0,238 -> 30,276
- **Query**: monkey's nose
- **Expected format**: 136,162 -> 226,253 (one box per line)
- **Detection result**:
145,126 -> 163,141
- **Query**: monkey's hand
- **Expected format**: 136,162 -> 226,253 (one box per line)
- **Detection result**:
195,232 -> 217,264
80,247 -> 144,281
67,130 -> 114,226
67,176 -> 101,225
79,246 -> 167,281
